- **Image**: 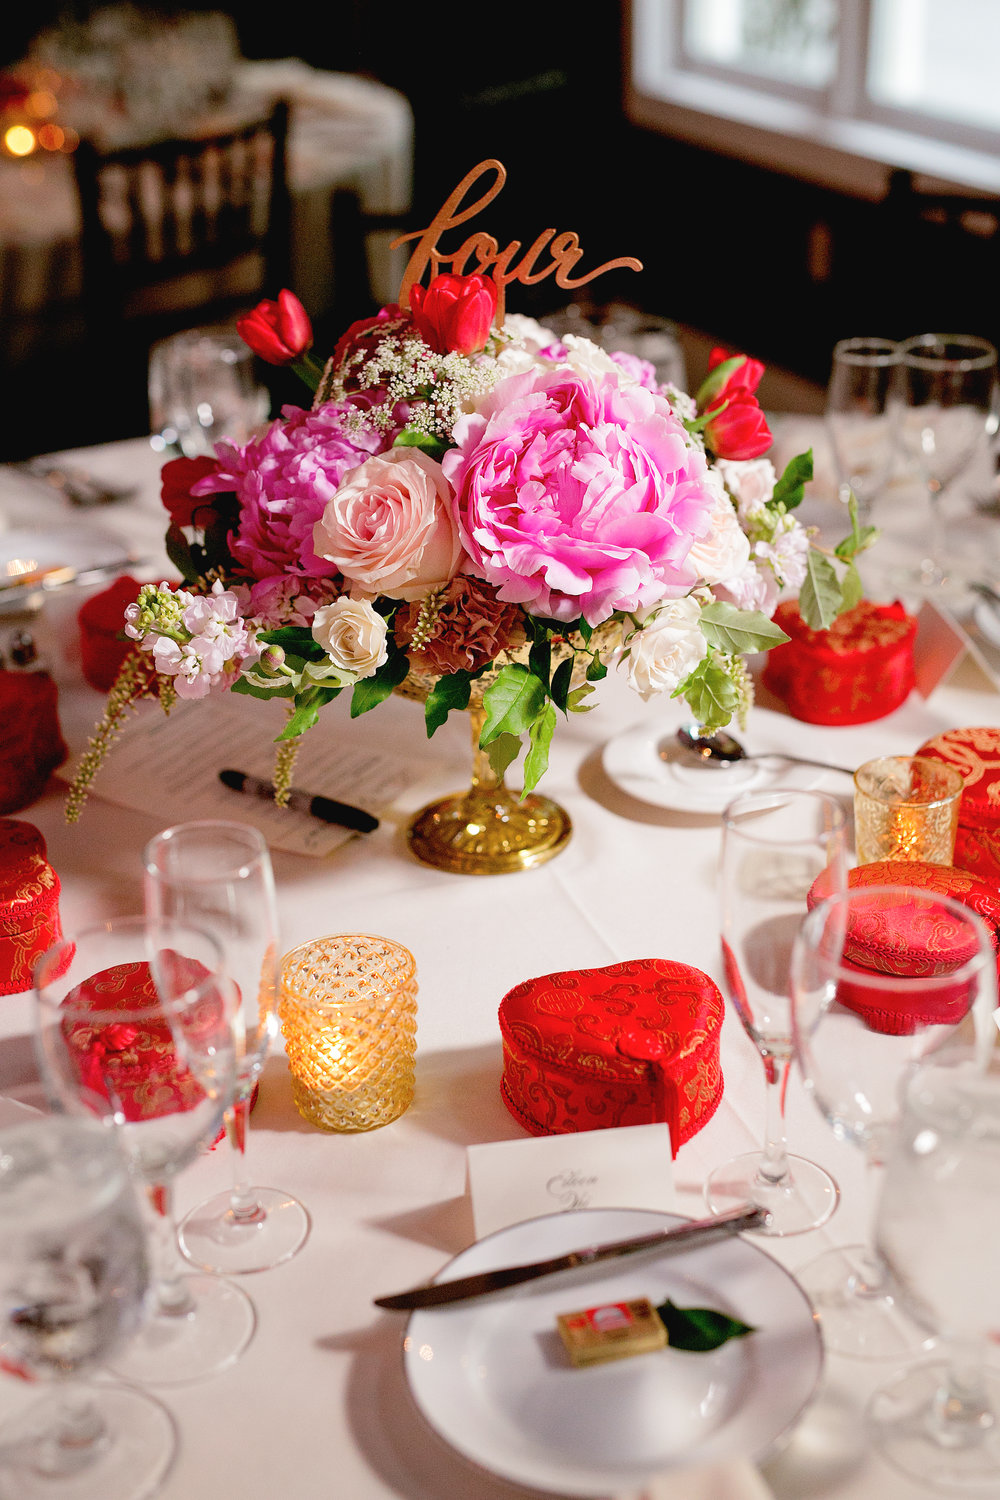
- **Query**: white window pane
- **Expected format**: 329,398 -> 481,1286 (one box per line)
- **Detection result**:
870,0 -> 1000,131
684,0 -> 837,88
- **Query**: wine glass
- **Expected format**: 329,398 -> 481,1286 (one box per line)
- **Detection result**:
867,1041 -> 1000,1488
33,915 -> 256,1385
893,332 -> 999,591
825,337 -> 901,520
143,821 -> 310,1274
703,787 -> 848,1235
790,883 -> 998,1359
147,327 -> 269,459
0,1114 -> 175,1500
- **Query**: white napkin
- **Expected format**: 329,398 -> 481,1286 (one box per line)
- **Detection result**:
619,1458 -> 775,1500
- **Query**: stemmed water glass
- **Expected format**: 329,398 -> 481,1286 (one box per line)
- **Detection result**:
868,1041 -> 1000,1488
825,337 -> 901,520
893,332 -> 999,591
143,821 -> 310,1274
0,1114 -> 175,1500
703,788 -> 848,1235
33,914 -> 255,1385
790,883 -> 998,1359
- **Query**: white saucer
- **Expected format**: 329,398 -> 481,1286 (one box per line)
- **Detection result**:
602,722 -> 825,815
404,1208 -> 823,1497
0,525 -> 131,614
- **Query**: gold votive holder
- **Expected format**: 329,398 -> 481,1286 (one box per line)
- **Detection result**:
279,934 -> 417,1132
853,755 -> 965,866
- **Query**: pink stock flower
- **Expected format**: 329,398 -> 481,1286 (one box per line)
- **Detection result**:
442,367 -> 717,625
195,403 -> 385,579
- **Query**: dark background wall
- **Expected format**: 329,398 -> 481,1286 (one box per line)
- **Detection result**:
3,1 -> 999,455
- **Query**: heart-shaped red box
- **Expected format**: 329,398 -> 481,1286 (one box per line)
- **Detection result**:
0,819 -> 66,996
498,958 -> 725,1156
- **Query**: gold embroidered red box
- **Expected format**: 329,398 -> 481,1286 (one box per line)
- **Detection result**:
916,727 -> 1000,885
0,819 -> 66,996
762,598 -> 916,725
498,958 -> 724,1156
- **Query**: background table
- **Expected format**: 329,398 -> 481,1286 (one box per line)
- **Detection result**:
1,430 -> 999,1500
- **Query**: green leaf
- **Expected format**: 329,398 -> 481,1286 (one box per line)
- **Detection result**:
567,682 -> 597,712
424,670 -> 472,736
278,700 -> 320,739
771,450 -> 813,512
257,626 -> 327,662
798,550 -> 843,630
231,676 -> 295,702
481,664 -> 547,744
528,637 -> 552,687
674,655 -> 740,730
523,701 -> 557,793
349,651 -> 411,718
549,656 -> 574,713
655,1300 -> 755,1353
839,558 -> 864,613
698,601 -> 790,655
392,427 -> 447,460
833,493 -> 879,561
576,618 -> 593,646
165,524 -> 200,584
695,355 -> 745,408
585,652 -> 608,682
486,732 -> 521,782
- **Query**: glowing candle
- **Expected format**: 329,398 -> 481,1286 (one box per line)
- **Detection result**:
854,756 -> 964,866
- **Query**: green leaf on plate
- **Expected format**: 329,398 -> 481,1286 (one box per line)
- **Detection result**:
656,1300 -> 756,1353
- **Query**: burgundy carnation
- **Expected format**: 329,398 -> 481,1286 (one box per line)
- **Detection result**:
394,575 -> 525,675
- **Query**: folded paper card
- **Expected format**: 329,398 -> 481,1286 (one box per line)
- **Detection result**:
467,1123 -> 675,1240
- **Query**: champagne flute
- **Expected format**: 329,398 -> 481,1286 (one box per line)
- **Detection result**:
825,337 -> 901,520
790,883 -> 997,1359
868,1041 -> 1000,1488
894,332 -> 998,591
0,1114 -> 175,1500
33,915 -> 255,1385
703,788 -> 847,1235
143,821 -> 310,1274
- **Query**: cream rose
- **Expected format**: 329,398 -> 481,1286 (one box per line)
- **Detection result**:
310,597 -> 388,679
686,477 -> 751,587
714,457 -> 777,520
312,448 -> 463,601
620,594 -> 707,701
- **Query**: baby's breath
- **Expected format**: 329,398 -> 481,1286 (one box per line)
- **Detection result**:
329,333 -> 500,443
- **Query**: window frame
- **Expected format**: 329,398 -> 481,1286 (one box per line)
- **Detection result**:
625,0 -> 1000,199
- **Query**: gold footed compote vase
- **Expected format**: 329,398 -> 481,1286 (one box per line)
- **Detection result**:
406,701 -> 572,875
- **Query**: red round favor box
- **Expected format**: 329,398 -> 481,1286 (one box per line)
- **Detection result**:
916,727 -> 1000,884
0,672 -> 68,814
77,575 -> 144,692
0,819 -> 67,996
762,598 -> 916,725
498,958 -> 724,1156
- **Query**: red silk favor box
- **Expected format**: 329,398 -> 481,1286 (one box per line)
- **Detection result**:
807,860 -> 1000,1033
762,598 -> 916,725
0,819 -> 66,996
0,671 -> 68,814
77,574 -> 143,692
498,959 -> 724,1156
915,727 -> 1000,885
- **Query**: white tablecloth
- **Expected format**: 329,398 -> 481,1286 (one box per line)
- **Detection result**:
1,432 -> 999,1500
0,60 -> 412,343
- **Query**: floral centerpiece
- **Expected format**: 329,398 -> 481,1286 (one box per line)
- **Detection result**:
67,263 -> 873,861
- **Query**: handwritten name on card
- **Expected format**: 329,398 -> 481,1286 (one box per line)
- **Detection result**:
467,1123 -> 675,1240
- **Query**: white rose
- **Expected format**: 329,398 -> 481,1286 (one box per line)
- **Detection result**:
620,594 -> 707,702
558,333 -> 622,383
686,479 -> 751,587
310,597 -> 388,679
715,458 -> 777,520
500,314 -> 557,353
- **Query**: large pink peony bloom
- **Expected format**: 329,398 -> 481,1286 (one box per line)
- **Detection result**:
442,368 -> 717,625
195,402 -> 385,580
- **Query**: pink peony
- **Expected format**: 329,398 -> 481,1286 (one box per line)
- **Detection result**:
442,367 -> 717,625
313,448 -> 464,601
195,402 -> 385,580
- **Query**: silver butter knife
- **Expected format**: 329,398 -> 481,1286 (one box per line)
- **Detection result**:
373,1203 -> 768,1310
0,560 -> 144,597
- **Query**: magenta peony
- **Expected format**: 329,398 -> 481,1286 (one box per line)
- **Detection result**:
195,403 -> 385,580
442,368 -> 718,625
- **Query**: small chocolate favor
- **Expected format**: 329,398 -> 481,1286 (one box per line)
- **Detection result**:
556,1298 -> 667,1367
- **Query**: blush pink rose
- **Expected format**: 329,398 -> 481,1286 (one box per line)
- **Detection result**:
442,367 -> 717,625
312,448 -> 464,601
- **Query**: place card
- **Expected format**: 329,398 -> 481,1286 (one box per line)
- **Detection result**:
467,1123 -> 676,1240
912,598 -> 1000,698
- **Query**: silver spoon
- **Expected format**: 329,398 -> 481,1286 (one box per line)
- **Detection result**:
668,722 -> 853,776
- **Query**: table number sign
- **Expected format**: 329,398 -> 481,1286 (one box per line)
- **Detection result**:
466,1122 -> 675,1240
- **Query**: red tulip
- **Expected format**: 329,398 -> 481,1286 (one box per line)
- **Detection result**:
700,346 -> 765,403
702,389 -> 773,460
160,455 -> 220,528
237,289 -> 313,365
409,273 -> 498,356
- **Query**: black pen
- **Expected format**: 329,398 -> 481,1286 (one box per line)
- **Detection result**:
219,770 -> 379,834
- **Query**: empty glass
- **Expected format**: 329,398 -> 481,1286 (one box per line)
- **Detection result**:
148,326 -> 269,458
825,337 -> 901,519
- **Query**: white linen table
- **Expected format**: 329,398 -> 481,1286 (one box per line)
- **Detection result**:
0,432 -> 998,1500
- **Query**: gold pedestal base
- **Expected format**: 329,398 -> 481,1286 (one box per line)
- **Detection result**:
407,784 -> 572,875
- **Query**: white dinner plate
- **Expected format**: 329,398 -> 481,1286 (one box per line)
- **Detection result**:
602,722 -> 825,815
403,1208 -> 823,1497
0,525 -> 131,612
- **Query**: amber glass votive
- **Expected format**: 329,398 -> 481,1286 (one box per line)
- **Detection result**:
279,934 -> 417,1132
854,756 -> 964,866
